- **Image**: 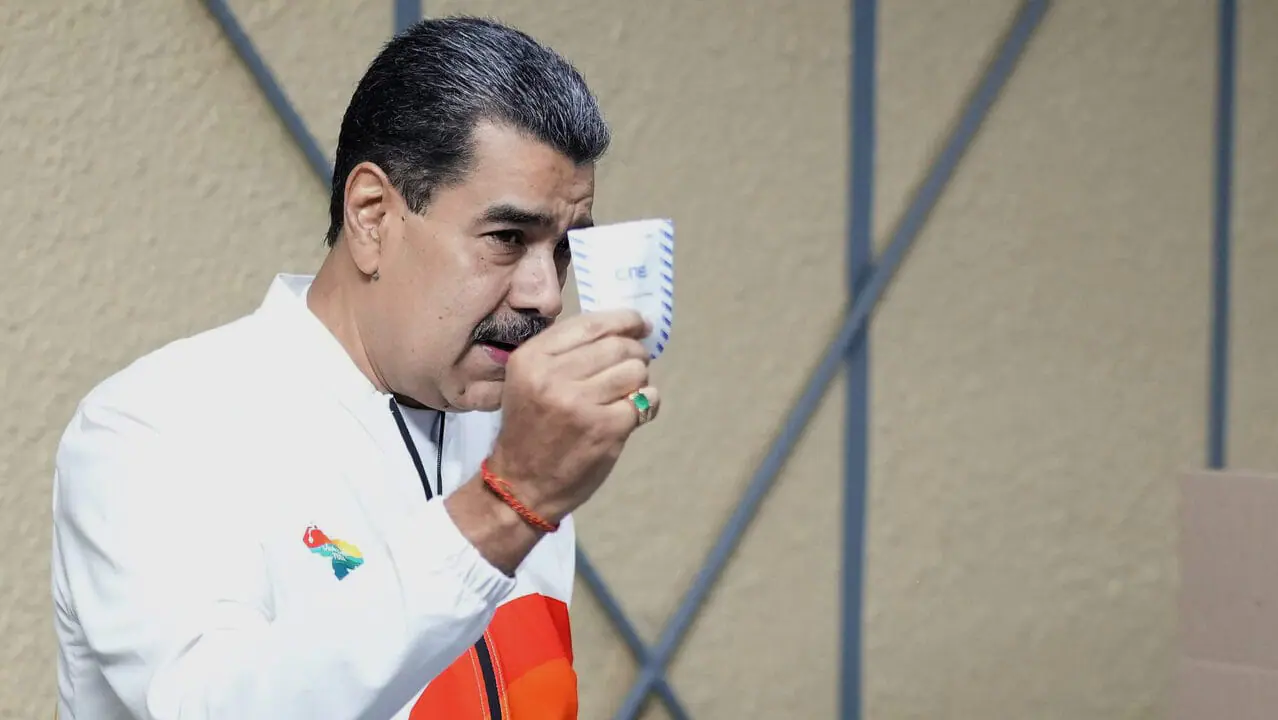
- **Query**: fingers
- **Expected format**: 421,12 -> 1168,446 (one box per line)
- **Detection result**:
603,384 -> 661,432
633,385 -> 660,423
560,335 -> 649,380
533,309 -> 651,356
580,357 -> 649,404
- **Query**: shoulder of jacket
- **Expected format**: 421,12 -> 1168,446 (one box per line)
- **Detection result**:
69,312 -> 274,433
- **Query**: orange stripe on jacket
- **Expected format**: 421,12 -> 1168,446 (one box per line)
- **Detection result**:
412,594 -> 576,719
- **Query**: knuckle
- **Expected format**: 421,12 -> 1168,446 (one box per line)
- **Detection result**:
624,338 -> 647,360
624,358 -> 649,385
548,391 -> 577,419
542,375 -> 570,402
525,363 -> 554,396
579,316 -> 604,339
599,336 -> 625,361
618,337 -> 644,363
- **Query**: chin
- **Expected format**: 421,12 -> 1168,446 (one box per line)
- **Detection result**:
446,380 -> 505,413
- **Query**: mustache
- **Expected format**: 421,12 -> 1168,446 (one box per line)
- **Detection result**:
471,313 -> 551,348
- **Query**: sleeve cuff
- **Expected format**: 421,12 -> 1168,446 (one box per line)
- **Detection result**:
394,500 -> 517,609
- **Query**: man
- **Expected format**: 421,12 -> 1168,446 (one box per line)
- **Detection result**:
51,16 -> 658,720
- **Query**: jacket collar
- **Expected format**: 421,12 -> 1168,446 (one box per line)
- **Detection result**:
255,273 -> 388,413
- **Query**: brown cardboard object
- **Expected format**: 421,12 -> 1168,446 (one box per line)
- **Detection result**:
1179,469 -> 1278,670
1172,657 -> 1278,720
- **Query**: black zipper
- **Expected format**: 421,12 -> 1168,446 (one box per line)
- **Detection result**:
389,397 -> 503,718
472,635 -> 504,719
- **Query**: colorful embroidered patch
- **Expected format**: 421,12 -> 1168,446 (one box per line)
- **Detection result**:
302,525 -> 365,580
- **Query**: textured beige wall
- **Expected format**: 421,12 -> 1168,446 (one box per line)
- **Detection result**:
2,1 -> 1274,719
871,1 -> 1215,717
2,2 -> 343,717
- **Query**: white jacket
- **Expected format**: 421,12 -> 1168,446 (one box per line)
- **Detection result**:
51,274 -> 578,720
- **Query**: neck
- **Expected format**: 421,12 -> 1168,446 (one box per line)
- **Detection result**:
307,253 -> 392,396
392,393 -> 436,412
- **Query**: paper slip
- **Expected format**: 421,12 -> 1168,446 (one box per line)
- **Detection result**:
567,218 -> 675,360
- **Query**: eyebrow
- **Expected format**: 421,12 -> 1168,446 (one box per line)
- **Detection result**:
479,203 -> 594,231
481,204 -> 554,227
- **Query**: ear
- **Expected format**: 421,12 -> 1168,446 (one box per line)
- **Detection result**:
341,161 -> 395,277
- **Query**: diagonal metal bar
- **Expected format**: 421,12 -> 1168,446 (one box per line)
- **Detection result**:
1207,0 -> 1236,470
395,0 -> 422,34
842,0 -> 875,717
200,0 -> 333,189
575,552 -> 692,719
611,1 -> 1051,717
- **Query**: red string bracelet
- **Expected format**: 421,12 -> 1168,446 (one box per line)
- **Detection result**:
480,458 -> 559,533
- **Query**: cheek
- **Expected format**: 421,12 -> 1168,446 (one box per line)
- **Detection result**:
418,241 -> 514,328
445,275 -> 510,324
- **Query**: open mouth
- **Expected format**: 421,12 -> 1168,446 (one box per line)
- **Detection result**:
477,339 -> 520,366
480,340 -> 518,352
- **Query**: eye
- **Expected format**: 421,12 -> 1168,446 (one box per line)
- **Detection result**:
488,229 -> 524,246
555,239 -> 572,259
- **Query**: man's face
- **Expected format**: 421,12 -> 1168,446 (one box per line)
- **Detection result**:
349,121 -> 596,412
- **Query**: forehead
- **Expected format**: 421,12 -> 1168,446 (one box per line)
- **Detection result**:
434,121 -> 595,223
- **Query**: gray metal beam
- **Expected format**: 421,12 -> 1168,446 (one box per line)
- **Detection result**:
199,0 -> 332,189
395,0 -> 421,34
1208,0 -> 1236,469
574,553 -> 691,718
842,0 -> 875,717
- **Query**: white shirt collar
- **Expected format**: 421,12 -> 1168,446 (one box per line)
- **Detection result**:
256,273 -> 387,410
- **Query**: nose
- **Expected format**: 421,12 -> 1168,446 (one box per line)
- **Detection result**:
508,247 -> 564,319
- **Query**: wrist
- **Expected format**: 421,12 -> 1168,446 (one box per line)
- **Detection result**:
480,457 -> 560,533
485,447 -> 565,526
444,477 -> 541,577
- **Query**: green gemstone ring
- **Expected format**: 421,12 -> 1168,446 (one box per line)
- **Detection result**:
628,390 -> 655,426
